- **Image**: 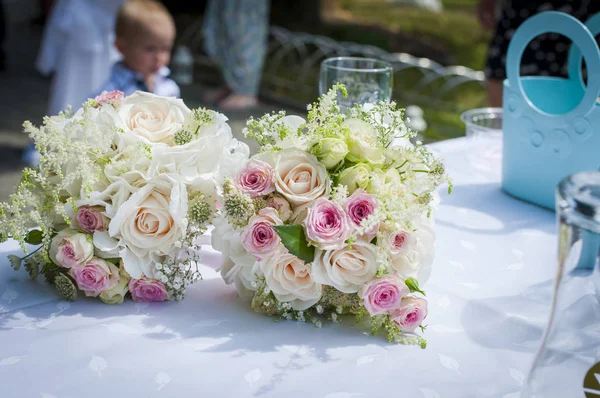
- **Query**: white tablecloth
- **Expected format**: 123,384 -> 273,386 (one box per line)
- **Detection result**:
0,137 -> 560,398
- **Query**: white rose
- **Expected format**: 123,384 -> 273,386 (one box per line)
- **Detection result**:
389,218 -> 435,284
272,115 -> 310,150
211,216 -> 257,301
108,174 -> 188,278
49,229 -> 94,269
367,168 -> 401,195
259,252 -> 322,310
312,239 -> 379,293
76,180 -> 136,220
273,148 -> 330,206
343,118 -> 385,166
118,91 -> 192,146
337,163 -> 372,194
314,137 -> 349,169
99,266 -> 131,305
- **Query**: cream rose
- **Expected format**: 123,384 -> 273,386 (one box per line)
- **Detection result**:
118,91 -> 191,146
259,252 -> 322,310
343,118 -> 385,166
273,148 -> 330,206
108,175 -> 188,279
312,239 -> 379,293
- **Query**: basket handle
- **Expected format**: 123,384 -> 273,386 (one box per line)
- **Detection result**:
568,12 -> 600,92
506,11 -> 600,118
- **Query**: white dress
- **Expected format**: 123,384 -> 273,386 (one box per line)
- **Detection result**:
36,0 -> 126,115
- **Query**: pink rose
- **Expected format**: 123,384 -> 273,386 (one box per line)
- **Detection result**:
266,194 -> 292,222
94,90 -> 124,107
386,229 -> 415,255
236,159 -> 275,198
75,206 -> 108,234
129,277 -> 169,302
241,208 -> 283,259
303,198 -> 351,250
49,229 -> 94,269
358,274 -> 409,316
391,297 -> 428,333
344,189 -> 380,238
69,257 -> 120,297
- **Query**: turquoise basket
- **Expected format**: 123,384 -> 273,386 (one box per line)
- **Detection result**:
502,11 -> 600,211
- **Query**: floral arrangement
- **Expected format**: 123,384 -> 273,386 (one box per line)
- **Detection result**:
212,84 -> 451,346
0,91 -> 248,304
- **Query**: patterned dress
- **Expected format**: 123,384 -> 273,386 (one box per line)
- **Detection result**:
485,0 -> 600,81
202,0 -> 271,96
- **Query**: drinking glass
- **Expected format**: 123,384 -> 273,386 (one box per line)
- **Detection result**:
319,57 -> 393,113
523,171 -> 600,397
460,107 -> 503,176
460,107 -> 503,140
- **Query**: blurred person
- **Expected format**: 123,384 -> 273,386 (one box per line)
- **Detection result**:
202,0 -> 270,109
24,0 -> 126,166
98,0 -> 179,97
479,0 -> 600,107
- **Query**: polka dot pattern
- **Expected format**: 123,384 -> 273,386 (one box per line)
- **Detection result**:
484,1 -> 600,80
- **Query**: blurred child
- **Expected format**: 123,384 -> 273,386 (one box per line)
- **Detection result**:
98,0 -> 179,97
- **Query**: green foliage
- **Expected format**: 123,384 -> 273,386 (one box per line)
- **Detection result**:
25,229 -> 43,245
273,224 -> 315,263
8,255 -> 21,271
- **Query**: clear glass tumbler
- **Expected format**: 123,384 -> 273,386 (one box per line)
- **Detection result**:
460,107 -> 503,140
460,107 -> 503,175
523,171 -> 600,397
319,57 -> 393,113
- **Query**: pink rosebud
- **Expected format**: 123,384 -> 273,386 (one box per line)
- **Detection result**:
344,189 -> 380,238
236,159 -> 275,198
358,274 -> 409,316
266,194 -> 292,222
241,208 -> 283,259
94,90 -> 124,107
129,277 -> 169,302
75,206 -> 108,234
49,229 -> 94,269
69,257 -> 120,297
391,297 -> 428,333
303,198 -> 351,250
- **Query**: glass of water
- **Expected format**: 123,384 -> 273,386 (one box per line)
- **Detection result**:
319,57 -> 393,113
523,171 -> 600,397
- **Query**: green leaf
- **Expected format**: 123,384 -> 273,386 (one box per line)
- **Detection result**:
24,258 -> 40,280
8,255 -> 22,271
405,277 -> 425,296
273,224 -> 314,263
104,258 -> 122,265
25,229 -> 43,245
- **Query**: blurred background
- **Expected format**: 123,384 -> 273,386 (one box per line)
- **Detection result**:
0,0 -> 489,201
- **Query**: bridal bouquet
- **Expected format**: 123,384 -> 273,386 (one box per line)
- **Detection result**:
0,91 -> 247,304
212,85 -> 450,345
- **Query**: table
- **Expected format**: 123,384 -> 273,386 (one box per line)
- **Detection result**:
0,137 -> 561,398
